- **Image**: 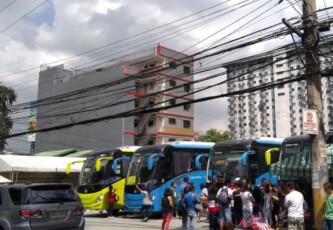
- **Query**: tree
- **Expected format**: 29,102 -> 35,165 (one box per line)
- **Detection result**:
198,128 -> 231,143
0,85 -> 16,151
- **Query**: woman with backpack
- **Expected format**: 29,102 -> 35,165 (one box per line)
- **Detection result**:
161,187 -> 174,230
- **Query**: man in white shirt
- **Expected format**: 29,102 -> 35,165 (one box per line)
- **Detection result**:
284,182 -> 304,230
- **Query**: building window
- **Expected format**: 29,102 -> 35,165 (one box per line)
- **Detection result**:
134,120 -> 139,127
183,120 -> 191,128
277,85 -> 284,89
278,92 -> 285,96
277,71 -> 283,75
184,66 -> 191,74
169,80 -> 176,87
148,83 -> 154,90
148,120 -> 154,127
183,84 -> 190,92
134,99 -> 139,108
276,64 -> 283,68
184,104 -> 191,111
169,118 -> 177,125
169,62 -> 177,69
169,99 -> 176,106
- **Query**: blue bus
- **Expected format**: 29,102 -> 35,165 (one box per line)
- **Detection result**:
124,141 -> 214,213
206,138 -> 283,185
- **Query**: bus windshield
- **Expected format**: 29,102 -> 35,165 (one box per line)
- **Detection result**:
126,152 -> 159,189
208,150 -> 246,182
79,156 -> 119,186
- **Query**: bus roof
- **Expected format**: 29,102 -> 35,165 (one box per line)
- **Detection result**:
135,142 -> 215,153
34,149 -> 77,157
212,138 -> 284,150
85,146 -> 141,158
282,135 -> 311,145
168,141 -> 215,149
116,146 -> 141,153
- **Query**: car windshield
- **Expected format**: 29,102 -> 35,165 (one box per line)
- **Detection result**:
8,184 -> 80,205
27,185 -> 79,204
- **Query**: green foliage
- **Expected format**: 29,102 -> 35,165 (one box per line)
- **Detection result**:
198,128 -> 231,143
0,85 -> 17,151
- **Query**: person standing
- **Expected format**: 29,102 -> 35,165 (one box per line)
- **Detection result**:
284,182 -> 304,230
180,176 -> 190,229
182,185 -> 200,230
216,180 -> 232,230
232,183 -> 243,226
207,181 -> 220,230
199,183 -> 208,223
170,182 -> 179,219
161,188 -> 174,230
107,185 -> 118,218
324,182 -> 333,230
263,183 -> 273,226
136,184 -> 152,222
240,181 -> 255,228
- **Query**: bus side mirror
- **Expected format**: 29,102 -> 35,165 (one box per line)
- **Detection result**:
96,159 -> 101,172
242,150 -> 255,166
195,154 -> 209,169
112,156 -> 131,172
148,154 -> 164,170
66,163 -> 71,174
265,148 -> 280,165
265,151 -> 271,165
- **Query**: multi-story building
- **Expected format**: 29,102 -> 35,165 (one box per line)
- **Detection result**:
35,45 -> 194,152
224,41 -> 333,138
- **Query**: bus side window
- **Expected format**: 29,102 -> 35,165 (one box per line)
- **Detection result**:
174,151 -> 192,175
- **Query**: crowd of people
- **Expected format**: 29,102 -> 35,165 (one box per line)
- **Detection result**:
107,178 -> 333,230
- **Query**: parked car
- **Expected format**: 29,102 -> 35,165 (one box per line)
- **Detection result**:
0,182 -> 85,230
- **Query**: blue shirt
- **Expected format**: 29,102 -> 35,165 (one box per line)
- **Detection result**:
182,192 -> 200,212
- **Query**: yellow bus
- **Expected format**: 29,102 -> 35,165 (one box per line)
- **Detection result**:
66,146 -> 140,213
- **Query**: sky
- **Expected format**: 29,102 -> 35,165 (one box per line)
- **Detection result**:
0,0 -> 332,153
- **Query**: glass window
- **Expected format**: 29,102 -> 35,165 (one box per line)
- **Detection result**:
169,99 -> 176,106
183,84 -> 191,92
184,104 -> 191,111
183,66 -> 191,74
169,80 -> 176,87
183,120 -> 191,128
169,118 -> 176,125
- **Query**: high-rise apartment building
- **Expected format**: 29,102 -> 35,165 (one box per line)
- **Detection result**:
224,41 -> 333,138
35,45 -> 194,152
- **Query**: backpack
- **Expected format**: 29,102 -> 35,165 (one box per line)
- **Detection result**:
217,187 -> 229,205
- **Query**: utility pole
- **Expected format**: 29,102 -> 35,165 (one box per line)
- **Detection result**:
303,0 -> 327,229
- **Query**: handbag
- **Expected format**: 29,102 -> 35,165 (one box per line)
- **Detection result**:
195,203 -> 203,212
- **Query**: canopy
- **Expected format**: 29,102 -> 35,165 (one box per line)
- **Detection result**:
0,175 -> 11,182
65,150 -> 93,157
0,155 -> 85,173
34,149 -> 77,157
270,145 -> 333,178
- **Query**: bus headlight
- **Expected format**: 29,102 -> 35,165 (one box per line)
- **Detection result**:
96,195 -> 103,203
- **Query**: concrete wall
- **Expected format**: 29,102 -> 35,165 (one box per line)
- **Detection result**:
35,64 -> 135,152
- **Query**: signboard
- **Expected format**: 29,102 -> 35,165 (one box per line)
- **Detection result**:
302,109 -> 318,135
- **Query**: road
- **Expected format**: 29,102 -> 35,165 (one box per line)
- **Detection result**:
84,211 -> 210,230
